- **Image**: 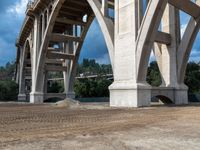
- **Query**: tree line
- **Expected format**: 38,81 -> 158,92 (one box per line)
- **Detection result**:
0,62 -> 18,101
0,59 -> 200,101
147,61 -> 200,94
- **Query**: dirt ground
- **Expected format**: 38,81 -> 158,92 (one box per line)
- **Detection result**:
0,103 -> 200,150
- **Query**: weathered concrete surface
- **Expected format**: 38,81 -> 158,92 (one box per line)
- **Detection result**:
16,0 -> 200,107
0,103 -> 200,150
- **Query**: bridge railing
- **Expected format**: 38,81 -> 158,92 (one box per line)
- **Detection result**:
26,0 -> 34,11
26,0 -> 39,10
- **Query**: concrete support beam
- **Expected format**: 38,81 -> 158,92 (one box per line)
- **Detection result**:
168,0 -> 200,18
177,18 -> 200,83
101,0 -> 108,17
138,0 -> 144,27
136,0 -> 168,82
30,0 -> 66,104
47,51 -> 75,60
109,0 -> 158,107
47,47 -> 63,52
51,33 -> 81,42
160,4 -> 180,87
45,59 -> 63,65
18,46 -> 27,102
45,65 -> 68,72
30,92 -> 44,104
56,18 -> 86,26
155,31 -> 171,45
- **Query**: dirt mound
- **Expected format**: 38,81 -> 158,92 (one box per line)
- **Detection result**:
54,98 -> 79,108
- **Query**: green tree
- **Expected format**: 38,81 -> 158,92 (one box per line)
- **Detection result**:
74,78 -> 112,98
147,61 -> 162,86
0,81 -> 18,101
96,79 -> 112,97
74,79 -> 90,97
47,81 -> 64,93
0,61 -> 18,101
185,62 -> 200,93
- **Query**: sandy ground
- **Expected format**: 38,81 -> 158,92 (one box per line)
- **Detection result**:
0,103 -> 200,150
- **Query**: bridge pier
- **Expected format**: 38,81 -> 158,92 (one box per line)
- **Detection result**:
30,92 -> 44,104
109,0 -> 152,107
66,92 -> 75,99
18,68 -> 27,102
174,85 -> 188,105
18,94 -> 27,102
110,83 -> 151,107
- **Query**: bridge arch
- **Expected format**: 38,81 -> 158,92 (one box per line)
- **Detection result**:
151,95 -> 173,104
29,0 -> 114,103
18,39 -> 32,101
177,17 -> 200,84
16,0 -> 200,107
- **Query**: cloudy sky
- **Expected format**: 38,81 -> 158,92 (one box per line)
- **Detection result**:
0,0 -> 199,66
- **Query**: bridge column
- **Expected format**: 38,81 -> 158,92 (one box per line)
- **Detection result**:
101,0 -> 108,17
30,15 -> 44,104
64,26 -> 76,99
158,4 -> 188,104
18,46 -> 26,101
109,0 -> 151,107
18,74 -> 26,101
43,71 -> 48,94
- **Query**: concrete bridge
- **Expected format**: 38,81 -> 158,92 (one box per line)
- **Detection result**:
15,0 -> 200,107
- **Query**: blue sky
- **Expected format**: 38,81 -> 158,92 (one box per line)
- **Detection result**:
0,0 -> 199,66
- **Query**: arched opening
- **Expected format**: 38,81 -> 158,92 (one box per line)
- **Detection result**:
39,0 -> 114,104
178,6 -> 200,103
47,72 -> 64,94
151,95 -> 173,105
146,54 -> 162,87
74,17 -> 113,103
185,33 -> 200,102
44,97 -> 63,103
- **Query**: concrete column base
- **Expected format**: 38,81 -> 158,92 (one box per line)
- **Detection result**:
66,92 -> 75,99
109,82 -> 152,107
18,94 -> 27,102
30,92 -> 44,104
175,85 -> 188,105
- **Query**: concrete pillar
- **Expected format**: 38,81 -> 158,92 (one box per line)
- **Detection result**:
156,4 -> 188,104
18,74 -> 26,101
30,15 -> 44,103
160,4 -> 179,87
42,14 -> 45,39
138,0 -> 144,27
63,27 -> 75,99
18,46 -> 27,101
43,71 -> 48,94
109,0 -> 151,107
16,63 -> 20,84
101,0 -> 108,17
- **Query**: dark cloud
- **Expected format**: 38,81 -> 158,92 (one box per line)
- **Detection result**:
0,1 -> 199,66
0,0 -> 25,66
80,18 -> 111,64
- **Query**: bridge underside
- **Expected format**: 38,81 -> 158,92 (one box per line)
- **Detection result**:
16,0 -> 200,107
